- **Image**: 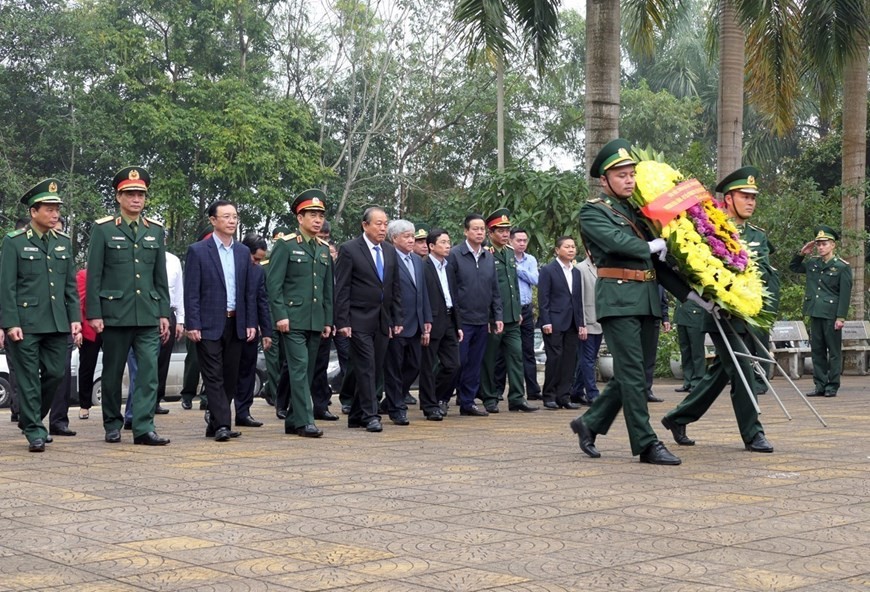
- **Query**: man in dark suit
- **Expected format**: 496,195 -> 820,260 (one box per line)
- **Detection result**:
382,220 -> 432,425
334,206 -> 403,433
419,228 -> 463,420
184,200 -> 257,442
538,236 -> 586,410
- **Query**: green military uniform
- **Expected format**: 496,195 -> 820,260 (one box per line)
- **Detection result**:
267,190 -> 334,434
262,226 -> 291,409
673,299 -> 706,390
480,209 -> 529,411
789,225 -> 852,396
0,179 -> 79,449
664,167 -> 770,449
86,167 -> 170,439
576,140 -> 691,459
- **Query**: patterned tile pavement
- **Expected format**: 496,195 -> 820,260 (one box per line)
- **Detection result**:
1,374 -> 869,591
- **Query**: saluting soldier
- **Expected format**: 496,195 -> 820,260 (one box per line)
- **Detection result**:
268,190 -> 334,437
479,209 -> 539,414
569,139 -> 703,465
0,179 -> 81,452
86,167 -> 171,446
789,225 -> 853,397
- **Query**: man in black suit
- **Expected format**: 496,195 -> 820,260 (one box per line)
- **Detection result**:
184,200 -> 257,441
334,206 -> 403,433
538,236 -> 586,410
419,228 -> 463,420
382,220 -> 431,426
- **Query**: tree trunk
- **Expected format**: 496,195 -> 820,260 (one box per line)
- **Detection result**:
840,44 -> 868,319
497,55 -> 505,172
584,0 -> 621,187
716,0 -> 744,184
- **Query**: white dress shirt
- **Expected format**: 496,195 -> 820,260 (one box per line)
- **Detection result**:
166,251 -> 185,325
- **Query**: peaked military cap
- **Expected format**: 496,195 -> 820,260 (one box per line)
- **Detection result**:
113,166 -> 151,193
716,166 -> 759,195
814,225 -> 839,242
485,208 -> 512,230
20,178 -> 63,207
590,139 -> 636,178
414,222 -> 430,240
292,189 -> 327,214
272,225 -> 291,239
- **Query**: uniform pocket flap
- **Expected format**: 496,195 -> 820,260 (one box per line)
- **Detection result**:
19,250 -> 43,259
149,290 -> 162,300
18,297 -> 38,307
100,290 -> 124,300
142,242 -> 160,249
287,298 -> 305,306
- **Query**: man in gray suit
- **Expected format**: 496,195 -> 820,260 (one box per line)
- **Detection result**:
382,220 -> 432,425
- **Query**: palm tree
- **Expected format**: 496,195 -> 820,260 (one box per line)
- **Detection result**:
453,0 -> 561,171
585,0 -> 622,183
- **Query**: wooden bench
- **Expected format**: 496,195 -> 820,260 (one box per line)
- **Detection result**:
770,321 -> 810,379
841,320 -> 870,375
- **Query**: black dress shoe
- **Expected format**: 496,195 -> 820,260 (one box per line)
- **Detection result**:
569,417 -> 600,458
123,420 -> 133,430
199,399 -> 208,410
484,404 -> 499,413
527,393 -> 543,401
105,430 -> 121,443
181,398 -> 193,410
341,405 -> 351,415
424,411 -> 444,421
674,386 -> 691,393
45,434 -> 53,443
314,410 -> 339,421
236,416 -> 264,427
29,439 -> 46,452
206,427 -> 241,438
543,401 -> 559,410
438,401 -> 449,416
347,419 -> 365,428
49,425 -> 77,436
745,432 -> 774,453
639,441 -> 681,465
460,405 -> 489,417
661,416 -> 695,446
805,390 -> 824,397
824,392 -> 837,398
365,419 -> 383,432
155,405 -> 169,414
390,412 -> 410,426
11,412 -> 19,423
293,424 -> 324,438
559,401 -> 581,410
646,391 -> 664,403
213,427 -> 233,442
404,394 -> 418,405
276,409 -> 288,420
134,431 -> 170,446
509,402 -> 539,412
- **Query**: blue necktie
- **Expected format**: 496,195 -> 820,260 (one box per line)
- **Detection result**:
374,245 -> 384,281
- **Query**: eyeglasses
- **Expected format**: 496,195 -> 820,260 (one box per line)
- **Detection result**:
213,214 -> 239,221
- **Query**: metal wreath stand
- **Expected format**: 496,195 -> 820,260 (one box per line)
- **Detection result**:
710,312 -> 827,427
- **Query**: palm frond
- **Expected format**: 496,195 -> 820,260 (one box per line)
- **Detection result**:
452,0 -> 514,68
510,0 -> 561,76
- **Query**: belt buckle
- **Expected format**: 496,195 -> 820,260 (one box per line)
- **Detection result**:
644,270 -> 655,281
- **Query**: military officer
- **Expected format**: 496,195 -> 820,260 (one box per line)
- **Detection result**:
86,166 -> 171,446
479,209 -> 539,414
569,139 -> 703,465
268,190 -> 334,437
0,179 -> 81,452
661,166 -> 775,453
789,225 -> 853,397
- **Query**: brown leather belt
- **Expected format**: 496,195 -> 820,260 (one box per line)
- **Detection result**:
226,311 -> 236,318
598,268 -> 656,282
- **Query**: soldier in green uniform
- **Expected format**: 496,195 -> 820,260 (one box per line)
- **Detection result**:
0,179 -> 81,452
661,167 -> 775,453
479,209 -> 539,414
268,190 -> 334,437
789,225 -> 853,397
86,167 -> 171,446
261,226 -> 289,411
569,139 -> 703,465
673,299 -> 706,392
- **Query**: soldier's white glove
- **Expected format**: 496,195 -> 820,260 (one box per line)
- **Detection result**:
648,238 -> 667,262
686,291 -> 718,317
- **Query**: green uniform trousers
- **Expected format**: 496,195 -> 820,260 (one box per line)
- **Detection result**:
280,330 -> 319,429
264,334 -> 282,402
481,321 -> 524,407
665,329 -> 763,445
7,332 -> 67,443
582,315 -> 659,456
101,326 -> 159,437
677,324 -> 707,390
810,317 -> 843,395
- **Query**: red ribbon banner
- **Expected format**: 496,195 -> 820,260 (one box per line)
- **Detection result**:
640,178 -> 711,226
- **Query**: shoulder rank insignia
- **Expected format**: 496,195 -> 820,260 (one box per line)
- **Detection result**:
316,236 -> 329,246
587,197 -> 603,204
281,233 -> 298,241
259,259 -> 270,266
747,222 -> 766,232
55,230 -> 69,238
504,244 -> 514,251
6,228 -> 25,238
95,215 -> 114,224
145,216 -> 163,227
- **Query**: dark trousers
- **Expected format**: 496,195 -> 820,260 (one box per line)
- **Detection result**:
48,336 -> 74,429
572,333 -> 602,401
181,337 -> 205,405
7,332 -> 67,443
100,326 -> 160,438
810,316 -> 843,394
383,332 -> 420,415
77,335 -> 102,409
156,311 -> 177,403
419,320 -> 461,415
333,333 -> 351,397
542,329 -> 578,405
457,323 -> 489,409
234,337 -> 260,419
520,304 -> 541,395
196,318 -> 244,430
348,330 -> 388,424
311,335 -> 332,413
677,324 -> 706,390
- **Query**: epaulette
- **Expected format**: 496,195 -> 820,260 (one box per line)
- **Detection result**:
5,228 -> 25,238
486,246 -> 494,253
145,216 -> 163,227
587,197 -> 603,203
95,215 -> 114,224
316,236 -> 329,246
259,259 -> 270,266
747,222 -> 766,232
504,244 -> 514,251
281,233 -> 298,241
54,229 -> 69,238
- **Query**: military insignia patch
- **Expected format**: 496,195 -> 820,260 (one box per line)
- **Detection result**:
747,175 -> 755,185
144,236 -> 156,241
618,148 -> 629,158
48,181 -> 58,193
129,169 -> 140,180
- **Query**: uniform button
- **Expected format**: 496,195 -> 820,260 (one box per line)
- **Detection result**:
136,289 -> 141,294
29,256 -> 33,260
48,268 -> 52,272
135,259 -> 139,263
50,282 -> 54,287
136,274 -> 140,278
51,296 -> 56,300
134,244 -> 139,248
108,296 -> 113,300
313,298 -> 317,303
23,303 -> 28,308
